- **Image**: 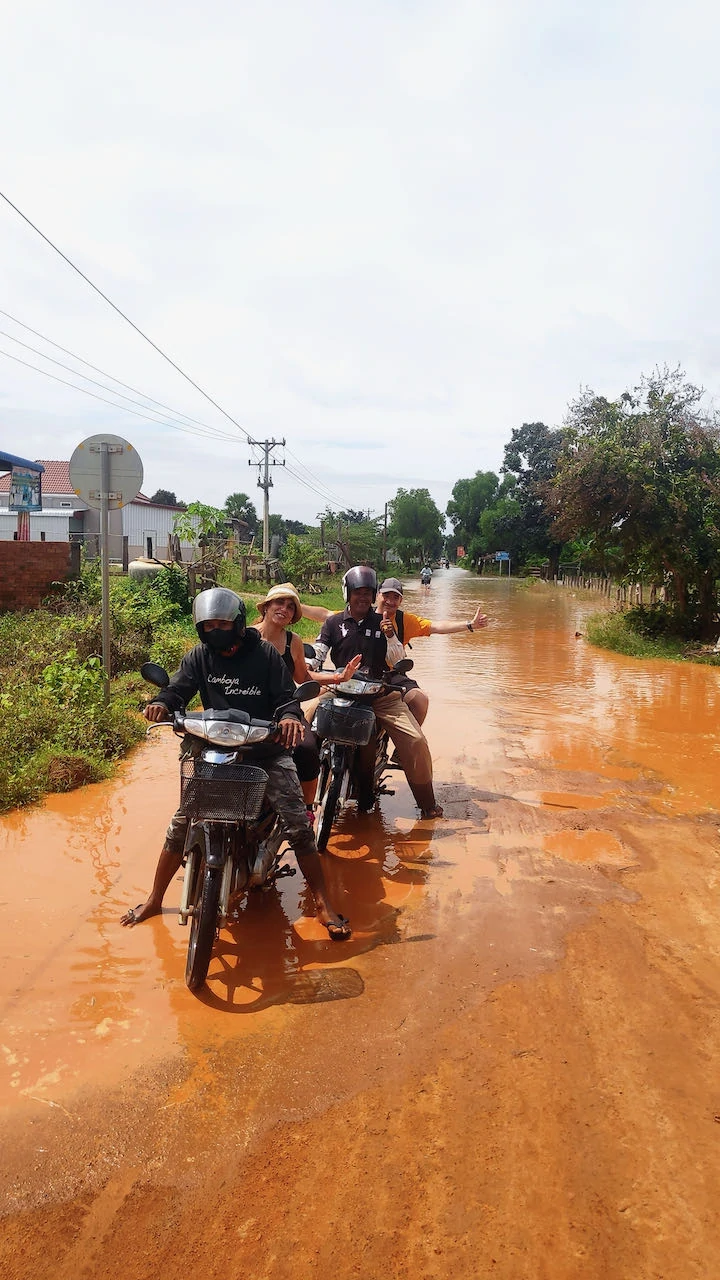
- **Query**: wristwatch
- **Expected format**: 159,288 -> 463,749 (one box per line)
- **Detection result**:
466,621 -> 474,632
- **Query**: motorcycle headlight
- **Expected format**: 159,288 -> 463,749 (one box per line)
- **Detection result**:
336,678 -> 383,695
203,721 -> 251,747
245,725 -> 273,744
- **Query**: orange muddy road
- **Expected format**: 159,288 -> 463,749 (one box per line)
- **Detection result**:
2,570 -> 720,1279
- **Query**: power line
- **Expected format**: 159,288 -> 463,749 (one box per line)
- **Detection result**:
0,188 -> 255,444
0,346 -> 245,444
0,189 -> 376,514
283,462 -> 354,508
284,445 -> 352,510
0,326 -> 245,442
0,308 -> 244,438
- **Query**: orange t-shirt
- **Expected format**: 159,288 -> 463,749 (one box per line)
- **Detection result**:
394,611 -> 433,641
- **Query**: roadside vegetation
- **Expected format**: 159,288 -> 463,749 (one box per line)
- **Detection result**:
0,560 -> 343,815
585,606 -> 720,665
445,367 -> 720,650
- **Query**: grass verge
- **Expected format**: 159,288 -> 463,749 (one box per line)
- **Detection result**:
0,572 -> 345,815
586,610 -> 720,664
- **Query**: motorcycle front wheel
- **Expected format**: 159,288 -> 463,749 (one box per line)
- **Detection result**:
316,749 -> 346,851
185,851 -> 222,991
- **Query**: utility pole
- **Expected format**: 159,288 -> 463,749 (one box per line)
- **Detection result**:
248,438 -> 285,559
383,501 -> 388,567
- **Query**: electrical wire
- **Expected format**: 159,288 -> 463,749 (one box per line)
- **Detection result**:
0,190 -> 380,512
0,346 -> 245,444
283,445 -> 353,510
0,327 -> 247,443
282,461 -> 376,515
0,188 -> 255,444
0,308 -> 247,438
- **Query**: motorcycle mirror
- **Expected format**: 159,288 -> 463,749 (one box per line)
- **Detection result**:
303,642 -> 317,659
140,661 -> 170,689
392,658 -> 414,674
295,680 -> 321,701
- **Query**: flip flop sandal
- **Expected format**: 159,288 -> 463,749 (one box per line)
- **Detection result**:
321,915 -> 352,941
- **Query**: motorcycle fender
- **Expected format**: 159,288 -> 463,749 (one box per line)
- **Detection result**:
203,823 -> 227,870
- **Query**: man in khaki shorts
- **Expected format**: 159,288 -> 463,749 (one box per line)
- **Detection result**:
312,566 -> 443,819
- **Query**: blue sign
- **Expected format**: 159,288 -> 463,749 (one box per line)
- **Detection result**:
495,551 -> 510,561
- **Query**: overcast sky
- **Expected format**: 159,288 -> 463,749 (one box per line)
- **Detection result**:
1,0 -> 718,524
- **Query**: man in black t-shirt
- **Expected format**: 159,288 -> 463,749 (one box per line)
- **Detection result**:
314,567 -> 443,819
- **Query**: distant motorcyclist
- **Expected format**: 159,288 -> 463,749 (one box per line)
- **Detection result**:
313,566 -> 443,819
420,566 -> 432,588
120,587 -> 350,939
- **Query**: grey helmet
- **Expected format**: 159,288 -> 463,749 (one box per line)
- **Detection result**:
192,587 -> 247,643
342,565 -> 377,603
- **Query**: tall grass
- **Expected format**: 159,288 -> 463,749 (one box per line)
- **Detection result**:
586,611 -> 689,660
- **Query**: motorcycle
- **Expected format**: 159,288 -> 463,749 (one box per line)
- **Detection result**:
312,658 -> 414,851
140,661 -> 320,991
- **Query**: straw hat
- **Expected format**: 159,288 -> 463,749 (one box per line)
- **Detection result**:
256,582 -> 303,624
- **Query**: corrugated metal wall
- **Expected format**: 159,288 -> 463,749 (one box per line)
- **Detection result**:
122,503 -> 197,560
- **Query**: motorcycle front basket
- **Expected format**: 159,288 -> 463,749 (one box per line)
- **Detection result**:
180,759 -> 269,822
314,699 -> 376,747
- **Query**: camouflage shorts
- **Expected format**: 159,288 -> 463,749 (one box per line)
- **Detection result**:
164,752 -> 316,859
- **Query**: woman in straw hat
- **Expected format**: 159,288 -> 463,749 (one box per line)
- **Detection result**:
255,583 -> 362,822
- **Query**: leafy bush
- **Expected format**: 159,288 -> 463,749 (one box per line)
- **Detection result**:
0,563 -> 197,813
148,618 -> 197,673
624,601 -> 713,642
585,611 -> 685,659
281,535 -> 326,586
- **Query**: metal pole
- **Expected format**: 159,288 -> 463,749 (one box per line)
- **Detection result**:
248,437 -> 285,559
263,467 -> 270,560
100,443 -> 111,705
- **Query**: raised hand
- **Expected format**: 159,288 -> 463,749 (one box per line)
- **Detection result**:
341,653 -> 363,681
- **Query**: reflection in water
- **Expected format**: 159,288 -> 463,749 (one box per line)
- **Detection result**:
2,570 -> 718,1105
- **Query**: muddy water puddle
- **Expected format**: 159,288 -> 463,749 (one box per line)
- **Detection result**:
2,572 -> 719,1116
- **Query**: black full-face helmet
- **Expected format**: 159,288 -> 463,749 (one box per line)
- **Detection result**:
342,565 -> 377,604
192,587 -> 247,645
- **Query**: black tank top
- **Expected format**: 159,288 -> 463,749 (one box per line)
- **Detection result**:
282,631 -> 294,674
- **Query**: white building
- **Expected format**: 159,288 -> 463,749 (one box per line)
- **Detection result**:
0,460 -> 196,561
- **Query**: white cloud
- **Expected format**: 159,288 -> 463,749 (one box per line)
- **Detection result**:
1,0 -> 719,522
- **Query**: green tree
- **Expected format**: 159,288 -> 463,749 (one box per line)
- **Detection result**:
446,471 -> 500,552
477,483 -> 524,565
224,492 -> 258,530
149,488 -> 183,506
173,501 -> 228,546
551,367 -> 720,635
388,488 -> 444,566
315,507 -> 383,567
281,534 -> 326,586
285,518 -> 309,536
501,421 -> 566,574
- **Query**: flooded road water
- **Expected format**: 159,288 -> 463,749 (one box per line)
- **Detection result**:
3,570 -> 720,1280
